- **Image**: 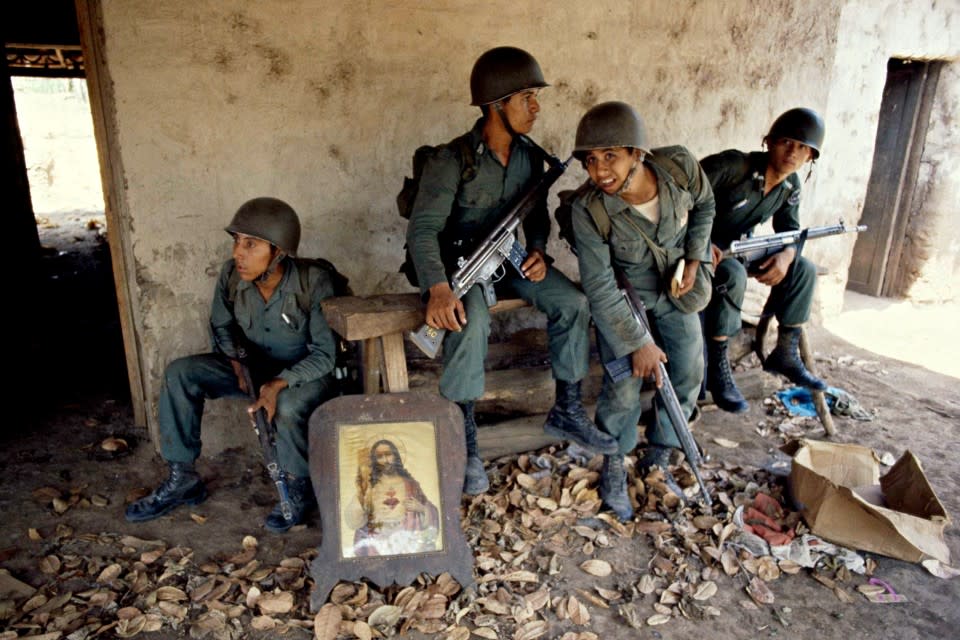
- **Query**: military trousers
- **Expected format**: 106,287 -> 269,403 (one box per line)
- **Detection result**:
594,293 -> 704,454
157,352 -> 335,478
704,255 -> 817,338
439,265 -> 591,402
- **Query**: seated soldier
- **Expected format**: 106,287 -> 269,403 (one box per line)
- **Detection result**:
701,108 -> 827,413
406,47 -> 618,495
125,197 -> 339,533
564,102 -> 715,521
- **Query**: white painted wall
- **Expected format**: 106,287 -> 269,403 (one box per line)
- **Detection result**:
96,0 -> 958,447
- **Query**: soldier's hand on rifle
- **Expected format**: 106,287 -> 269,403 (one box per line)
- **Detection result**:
427,282 -> 467,332
249,378 -> 288,423
755,247 -> 795,286
631,342 -> 668,387
521,249 -> 547,283
710,243 -> 723,269
676,259 -> 700,297
231,359 -> 249,395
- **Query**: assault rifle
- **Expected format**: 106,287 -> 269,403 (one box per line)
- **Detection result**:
409,153 -> 572,358
235,344 -> 294,525
723,219 -> 866,274
603,270 -> 713,512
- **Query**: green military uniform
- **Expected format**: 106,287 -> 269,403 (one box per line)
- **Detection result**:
159,258 -> 338,478
701,150 -> 816,338
406,118 -> 590,402
570,146 -> 715,453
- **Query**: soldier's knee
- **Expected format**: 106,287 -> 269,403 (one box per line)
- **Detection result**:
792,256 -> 817,284
164,356 -> 196,386
715,258 -> 747,290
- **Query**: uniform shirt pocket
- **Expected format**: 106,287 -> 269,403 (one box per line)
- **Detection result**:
279,296 -> 307,334
457,179 -> 500,209
610,236 -> 648,266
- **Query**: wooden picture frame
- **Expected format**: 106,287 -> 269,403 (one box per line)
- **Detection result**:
307,392 -> 473,610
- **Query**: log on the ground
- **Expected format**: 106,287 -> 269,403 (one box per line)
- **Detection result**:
476,413 -> 562,460
407,361 -> 653,416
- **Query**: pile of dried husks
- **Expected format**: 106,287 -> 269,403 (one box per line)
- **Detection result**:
3,443 -> 879,639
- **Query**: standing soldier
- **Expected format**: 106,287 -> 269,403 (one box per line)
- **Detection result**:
125,197 -> 340,533
564,102 -> 715,521
701,108 -> 826,413
406,47 -> 617,495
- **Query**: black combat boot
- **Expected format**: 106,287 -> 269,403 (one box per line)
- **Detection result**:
457,401 -> 489,495
706,339 -> 749,413
764,326 -> 826,390
637,445 -> 686,501
600,454 -> 633,522
265,474 -> 317,533
125,461 -> 207,522
543,380 -> 618,454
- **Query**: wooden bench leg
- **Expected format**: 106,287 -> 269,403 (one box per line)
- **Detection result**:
360,333 -> 410,394
379,332 -> 409,393
361,338 -> 382,394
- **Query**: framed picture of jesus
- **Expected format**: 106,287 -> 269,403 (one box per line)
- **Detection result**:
307,392 -> 473,610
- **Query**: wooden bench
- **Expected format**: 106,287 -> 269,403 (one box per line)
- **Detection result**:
322,293 -> 530,394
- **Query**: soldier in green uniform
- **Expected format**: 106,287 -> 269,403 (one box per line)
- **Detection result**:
125,197 -> 339,533
565,102 -> 715,521
701,108 -> 826,413
406,47 -> 617,496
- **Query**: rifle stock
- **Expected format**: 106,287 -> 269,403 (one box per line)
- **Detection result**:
723,219 -> 866,273
605,274 -> 713,513
235,345 -> 294,523
409,154 -> 572,358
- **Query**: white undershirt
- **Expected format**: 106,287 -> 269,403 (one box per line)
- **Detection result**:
631,195 -> 660,224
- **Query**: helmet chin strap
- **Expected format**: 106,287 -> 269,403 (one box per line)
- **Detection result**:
254,250 -> 287,285
616,151 -> 645,196
493,101 -> 518,139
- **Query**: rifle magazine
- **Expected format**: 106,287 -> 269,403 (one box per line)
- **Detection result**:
409,324 -> 444,359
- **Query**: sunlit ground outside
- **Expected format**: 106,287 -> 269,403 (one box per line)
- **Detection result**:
825,290 -> 960,380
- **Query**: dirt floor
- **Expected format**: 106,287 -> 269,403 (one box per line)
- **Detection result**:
2,212 -> 958,640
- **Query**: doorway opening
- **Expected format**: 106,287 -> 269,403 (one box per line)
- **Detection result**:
9,73 -> 129,412
847,57 -> 943,298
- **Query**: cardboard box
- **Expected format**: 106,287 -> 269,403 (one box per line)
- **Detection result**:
781,439 -> 951,564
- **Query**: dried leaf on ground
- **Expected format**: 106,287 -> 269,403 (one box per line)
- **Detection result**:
646,613 -> 672,626
580,559 -> 612,577
314,603 -> 342,640
513,619 -> 549,640
257,590 -> 294,614
746,577 -> 775,605
712,437 -> 740,448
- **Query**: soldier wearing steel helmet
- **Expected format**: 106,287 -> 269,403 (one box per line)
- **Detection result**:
406,46 -> 616,496
701,108 -> 827,414
125,197 -> 339,532
564,101 -> 716,522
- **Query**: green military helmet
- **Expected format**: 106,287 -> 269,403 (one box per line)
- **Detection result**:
767,107 -> 825,159
573,101 -> 649,160
469,46 -> 549,106
225,197 -> 301,256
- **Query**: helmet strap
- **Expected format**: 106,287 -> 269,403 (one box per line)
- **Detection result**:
616,150 -> 645,196
255,249 -> 286,285
493,101 -> 518,139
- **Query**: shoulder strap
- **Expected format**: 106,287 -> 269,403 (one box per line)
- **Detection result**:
450,132 -> 478,184
226,262 -> 241,306
647,147 -> 690,190
584,193 -> 612,241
